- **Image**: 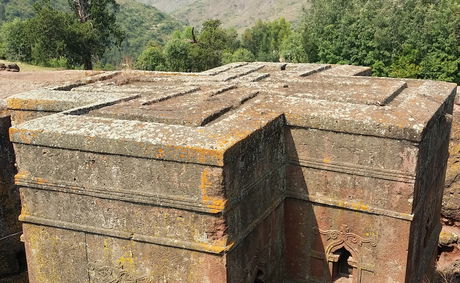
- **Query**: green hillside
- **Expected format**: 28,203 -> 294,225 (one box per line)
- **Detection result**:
0,0 -> 69,23
0,0 -> 182,67
102,0 -> 182,66
136,0 -> 197,13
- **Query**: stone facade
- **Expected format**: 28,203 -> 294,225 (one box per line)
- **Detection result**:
444,98 -> 460,223
5,62 -> 457,282
0,110 -> 23,280
0,70 -> 124,282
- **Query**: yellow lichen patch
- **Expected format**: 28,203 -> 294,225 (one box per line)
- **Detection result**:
116,243 -> 137,274
117,251 -> 135,267
7,98 -> 55,110
169,145 -> 224,165
336,199 -> 370,212
9,127 -> 39,144
7,98 -> 32,110
34,177 -> 49,185
358,203 -> 369,211
200,169 -> 226,213
15,170 -> 31,181
349,201 -> 369,211
446,142 -> 460,180
155,148 -> 165,159
322,157 -> 332,164
195,241 -> 233,254
15,171 -> 51,187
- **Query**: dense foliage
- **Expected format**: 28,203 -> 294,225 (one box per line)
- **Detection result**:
67,0 -> 124,69
136,19 -> 241,72
1,0 -> 458,84
0,0 -> 181,68
241,18 -> 291,62
135,18 -> 296,72
300,0 -> 459,83
0,0 -> 123,69
136,0 -> 459,84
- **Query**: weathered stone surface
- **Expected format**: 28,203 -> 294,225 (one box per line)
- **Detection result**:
6,62 -> 457,282
0,111 -> 23,279
439,230 -> 459,246
443,105 -> 460,222
437,104 -> 460,282
455,87 -> 460,105
6,71 -> 121,125
0,70 -> 122,282
437,225 -> 460,283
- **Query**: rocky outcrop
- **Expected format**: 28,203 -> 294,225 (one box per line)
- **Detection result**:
0,63 -> 20,72
6,64 -> 19,72
436,225 -> 460,283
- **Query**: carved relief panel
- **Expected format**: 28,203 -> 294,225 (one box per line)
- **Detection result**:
313,225 -> 377,283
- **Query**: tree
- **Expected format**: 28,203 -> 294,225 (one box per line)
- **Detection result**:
242,18 -> 291,62
0,0 -> 36,24
222,48 -> 255,64
28,1 -> 74,66
300,0 -> 459,83
280,31 -> 309,63
142,19 -> 240,72
194,19 -> 239,70
0,0 -> 124,69
68,0 -> 124,69
1,18 -> 32,62
0,33 -> 5,59
163,38 -> 193,72
135,45 -> 165,71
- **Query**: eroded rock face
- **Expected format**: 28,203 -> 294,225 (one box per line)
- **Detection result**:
0,112 -> 22,279
444,105 -> 460,223
0,63 -> 20,72
436,96 -> 460,283
5,63 -> 457,282
0,71 -> 119,282
437,225 -> 460,283
6,64 -> 19,72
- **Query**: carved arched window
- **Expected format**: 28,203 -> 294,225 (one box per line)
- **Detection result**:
315,225 -> 377,283
332,247 -> 354,282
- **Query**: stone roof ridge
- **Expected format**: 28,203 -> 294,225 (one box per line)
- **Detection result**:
6,63 -> 458,163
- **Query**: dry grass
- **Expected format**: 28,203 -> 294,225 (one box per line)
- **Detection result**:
433,270 -> 460,283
